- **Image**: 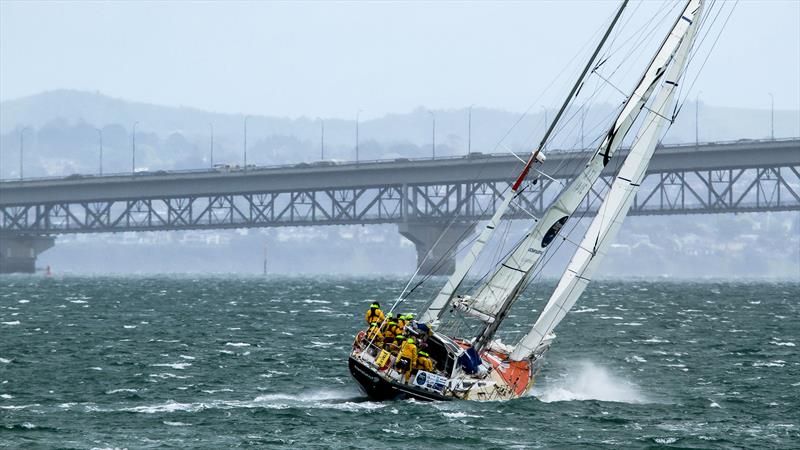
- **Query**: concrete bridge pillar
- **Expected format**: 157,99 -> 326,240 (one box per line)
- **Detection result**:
398,222 -> 475,276
0,235 -> 55,274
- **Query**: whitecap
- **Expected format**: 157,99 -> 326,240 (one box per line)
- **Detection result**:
225,342 -> 250,347
1,394 -> 13,399
150,363 -> 192,370
443,411 -> 483,419
178,355 -> 196,360
17,300 -> 29,304
753,361 -> 785,368
310,341 -> 333,348
123,325 -> 137,329
105,388 -> 139,394
0,358 -> 11,363
127,401 -> 204,414
573,308 -> 599,313
639,337 -> 669,343
0,404 -> 40,410
626,355 -> 647,363
770,341 -> 796,347
1,321 -> 20,326
149,372 -> 191,379
69,300 -> 87,304
163,421 -> 191,426
654,437 -> 678,444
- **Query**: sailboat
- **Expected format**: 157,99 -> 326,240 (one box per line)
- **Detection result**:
349,0 -> 705,401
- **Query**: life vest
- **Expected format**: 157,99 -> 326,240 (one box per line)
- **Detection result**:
367,327 -> 383,347
398,341 -> 418,369
382,321 -> 398,340
365,307 -> 385,325
416,355 -> 434,372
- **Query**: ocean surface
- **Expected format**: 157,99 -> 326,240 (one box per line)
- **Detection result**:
1,276 -> 797,449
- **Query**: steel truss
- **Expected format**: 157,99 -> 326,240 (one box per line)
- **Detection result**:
2,164 -> 798,235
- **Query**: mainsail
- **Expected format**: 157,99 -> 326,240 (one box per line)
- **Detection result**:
511,0 -> 704,361
468,0 -> 704,351
420,0 -> 630,325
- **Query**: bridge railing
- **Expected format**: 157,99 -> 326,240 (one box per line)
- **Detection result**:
2,137 -> 796,185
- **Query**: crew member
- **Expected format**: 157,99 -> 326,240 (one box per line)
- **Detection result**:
386,334 -> 404,355
365,302 -> 385,326
396,314 -> 407,331
382,319 -> 398,342
365,322 -> 384,353
416,350 -> 434,373
396,337 -> 418,383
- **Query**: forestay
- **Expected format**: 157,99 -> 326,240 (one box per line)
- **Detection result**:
468,0 -> 704,350
511,0 -> 704,361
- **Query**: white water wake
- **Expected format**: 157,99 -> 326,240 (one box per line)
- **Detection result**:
532,360 -> 648,404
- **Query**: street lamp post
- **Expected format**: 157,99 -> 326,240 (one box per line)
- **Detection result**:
243,116 -> 250,170
768,92 -> 774,140
695,91 -> 702,146
19,126 -> 29,180
428,110 -> 436,159
355,110 -> 362,163
96,128 -> 103,175
209,123 -> 214,168
320,118 -> 325,161
580,107 -> 586,150
540,106 -> 548,139
132,121 -> 139,175
468,104 -> 474,156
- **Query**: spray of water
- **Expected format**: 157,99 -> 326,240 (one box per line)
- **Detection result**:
532,360 -> 648,404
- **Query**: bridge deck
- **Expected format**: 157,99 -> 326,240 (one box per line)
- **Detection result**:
0,139 -> 798,236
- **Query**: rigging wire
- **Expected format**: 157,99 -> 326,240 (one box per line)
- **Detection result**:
513,1 -> 736,349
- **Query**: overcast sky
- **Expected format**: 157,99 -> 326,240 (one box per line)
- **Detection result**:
1,0 -> 798,119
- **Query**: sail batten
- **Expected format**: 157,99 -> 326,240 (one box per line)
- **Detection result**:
510,0 -> 704,362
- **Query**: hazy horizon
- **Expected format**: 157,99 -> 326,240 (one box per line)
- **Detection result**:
2,1 -> 799,120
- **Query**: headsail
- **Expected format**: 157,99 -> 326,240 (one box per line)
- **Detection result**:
511,0 -> 704,361
468,0 -> 705,351
420,0 -> 630,325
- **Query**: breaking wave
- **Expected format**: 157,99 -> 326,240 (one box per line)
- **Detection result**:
533,361 -> 648,404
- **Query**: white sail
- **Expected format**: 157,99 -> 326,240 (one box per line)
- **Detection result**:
511,0 -> 703,361
467,0 -> 704,350
422,1 -> 631,325
420,191 -> 517,323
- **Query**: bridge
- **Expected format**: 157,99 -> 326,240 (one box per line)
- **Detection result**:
1,138 -> 798,274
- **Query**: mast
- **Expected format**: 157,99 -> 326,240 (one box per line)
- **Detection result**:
512,0 -> 704,361
419,0 -> 629,324
470,0 -> 703,352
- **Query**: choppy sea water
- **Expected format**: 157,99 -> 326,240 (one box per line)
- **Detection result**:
1,276 -> 797,449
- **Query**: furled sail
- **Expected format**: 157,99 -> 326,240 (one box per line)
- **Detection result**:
420,0 -> 630,325
469,0 -> 704,351
511,0 -> 704,361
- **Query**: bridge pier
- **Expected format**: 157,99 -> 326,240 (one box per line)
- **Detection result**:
398,222 -> 476,276
0,235 -> 55,274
